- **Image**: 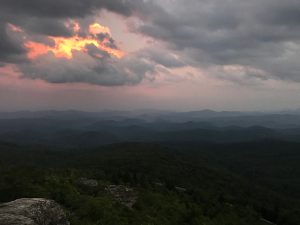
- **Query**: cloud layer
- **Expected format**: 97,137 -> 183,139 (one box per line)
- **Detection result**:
0,0 -> 300,85
134,0 -> 300,82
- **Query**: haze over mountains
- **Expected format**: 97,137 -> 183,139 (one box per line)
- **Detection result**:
1,0 -> 300,224
1,110 -> 300,149
1,110 -> 300,225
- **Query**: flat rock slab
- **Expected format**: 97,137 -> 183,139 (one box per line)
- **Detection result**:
78,177 -> 98,187
0,198 -> 69,225
106,185 -> 138,208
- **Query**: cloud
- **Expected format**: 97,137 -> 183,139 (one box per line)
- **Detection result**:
11,19 -> 163,86
0,0 -> 136,19
136,48 -> 185,68
0,0 -> 139,64
132,0 -> 300,82
17,18 -> 74,37
18,50 -> 158,86
0,0 -> 172,86
1,0 -> 300,86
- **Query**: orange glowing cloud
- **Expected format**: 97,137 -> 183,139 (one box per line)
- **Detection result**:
89,23 -> 111,35
25,22 -> 124,60
25,41 -> 53,59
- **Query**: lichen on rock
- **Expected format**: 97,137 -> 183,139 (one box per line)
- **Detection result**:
0,198 -> 69,225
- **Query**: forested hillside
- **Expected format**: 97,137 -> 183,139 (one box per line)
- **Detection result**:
0,141 -> 299,225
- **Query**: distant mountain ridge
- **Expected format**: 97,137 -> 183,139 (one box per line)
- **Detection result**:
1,109 -> 300,127
0,109 -> 299,118
1,110 -> 300,148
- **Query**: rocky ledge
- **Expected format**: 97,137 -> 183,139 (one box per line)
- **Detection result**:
0,198 -> 69,225
106,185 -> 138,208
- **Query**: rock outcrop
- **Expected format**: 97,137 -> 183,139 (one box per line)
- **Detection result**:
106,185 -> 138,208
77,177 -> 98,188
0,198 -> 69,225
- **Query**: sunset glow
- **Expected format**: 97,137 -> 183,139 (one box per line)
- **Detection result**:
25,22 -> 124,59
1,0 -> 300,112
89,23 -> 111,35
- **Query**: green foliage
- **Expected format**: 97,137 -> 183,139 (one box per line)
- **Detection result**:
0,142 -> 299,224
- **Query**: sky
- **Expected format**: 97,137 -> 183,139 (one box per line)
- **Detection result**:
1,0 -> 300,111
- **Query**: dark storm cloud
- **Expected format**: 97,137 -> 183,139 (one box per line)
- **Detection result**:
95,33 -> 119,50
0,0 -> 142,43
0,0 -> 143,63
18,50 -> 158,86
18,42 -> 185,86
0,0 -> 167,86
1,0 -> 300,84
137,48 -> 185,68
16,18 -> 74,37
0,0 -> 135,18
0,22 -> 27,63
86,44 -> 111,59
132,0 -> 300,82
255,1 -> 300,27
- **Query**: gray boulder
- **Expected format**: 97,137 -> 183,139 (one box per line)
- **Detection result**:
0,198 -> 70,225
77,177 -> 98,188
106,185 -> 138,208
